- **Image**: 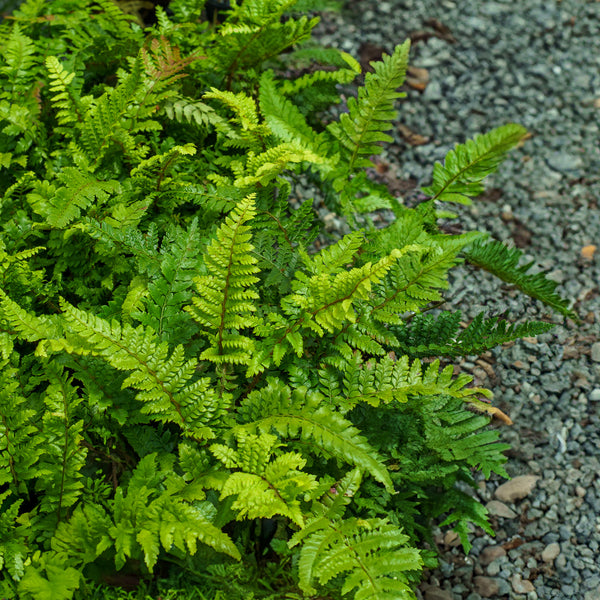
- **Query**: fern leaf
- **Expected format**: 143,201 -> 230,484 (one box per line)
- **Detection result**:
186,195 -> 261,366
212,431 -> 318,526
464,238 -> 577,319
327,41 -> 409,177
340,353 -> 491,411
45,168 -> 120,228
36,364 -> 87,518
293,516 -> 421,599
237,379 -> 394,492
393,310 -> 555,358
421,124 -> 528,204
58,300 -> 228,439
45,56 -> 82,126
2,25 -> 38,98
235,141 -> 326,187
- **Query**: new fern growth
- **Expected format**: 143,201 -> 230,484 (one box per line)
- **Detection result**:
0,1 -> 574,599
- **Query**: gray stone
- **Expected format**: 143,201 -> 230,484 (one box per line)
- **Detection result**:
423,80 -> 442,101
589,388 -> 600,401
555,554 -> 567,569
494,475 -> 539,502
546,152 -> 584,173
591,342 -> 600,363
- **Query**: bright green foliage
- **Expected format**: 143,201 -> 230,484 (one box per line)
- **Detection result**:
291,469 -> 422,599
0,1 -> 573,599
328,41 -> 410,174
421,123 -> 529,204
186,195 -> 261,366
212,430 -> 319,526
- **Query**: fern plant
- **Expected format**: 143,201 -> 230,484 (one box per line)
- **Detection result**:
0,1 -> 574,599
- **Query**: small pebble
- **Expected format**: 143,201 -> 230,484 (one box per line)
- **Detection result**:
512,574 -> 535,594
479,545 -> 507,566
485,500 -> 518,518
423,587 -> 454,600
541,542 -> 561,562
473,576 -> 500,597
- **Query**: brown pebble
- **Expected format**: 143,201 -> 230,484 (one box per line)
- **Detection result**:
479,545 -> 507,566
474,576 -> 500,597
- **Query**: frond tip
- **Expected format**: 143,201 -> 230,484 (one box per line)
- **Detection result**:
464,238 -> 577,320
421,123 -> 528,204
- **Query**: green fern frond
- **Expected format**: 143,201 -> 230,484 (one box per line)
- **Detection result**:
0,358 -> 42,492
291,514 -> 422,599
235,141 -> 326,187
204,88 -> 261,131
236,378 -> 394,492
134,218 -> 203,344
44,167 -> 120,228
279,48 -> 360,98
259,70 -> 333,166
208,4 -> 317,86
35,363 -> 87,519
45,56 -> 83,127
327,41 -> 409,179
79,56 -> 145,166
211,430 -> 318,526
186,195 -> 261,366
339,353 -> 490,411
301,229 -> 364,276
393,310 -> 554,358
464,238 -> 577,319
163,98 -> 225,129
421,123 -> 528,204
1,25 -> 38,99
282,249 -> 402,337
58,300 -> 229,439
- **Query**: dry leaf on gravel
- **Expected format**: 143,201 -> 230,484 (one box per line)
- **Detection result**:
581,244 -> 597,259
406,65 -> 430,91
424,17 -> 457,43
398,123 -> 430,146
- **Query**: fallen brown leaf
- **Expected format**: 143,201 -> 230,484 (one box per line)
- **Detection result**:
581,244 -> 597,259
424,17 -> 457,43
398,123 -> 430,146
358,42 -> 386,73
406,65 -> 429,91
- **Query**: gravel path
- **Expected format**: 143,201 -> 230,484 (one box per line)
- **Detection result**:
313,1 -> 600,599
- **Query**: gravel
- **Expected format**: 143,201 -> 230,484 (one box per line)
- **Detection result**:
312,1 -> 600,598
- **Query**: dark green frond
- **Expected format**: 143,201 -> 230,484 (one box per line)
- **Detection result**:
465,238 -> 577,320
